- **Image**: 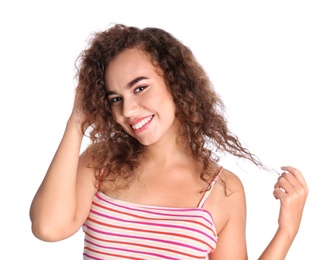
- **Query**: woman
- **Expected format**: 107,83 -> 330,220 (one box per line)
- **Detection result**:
30,24 -> 308,259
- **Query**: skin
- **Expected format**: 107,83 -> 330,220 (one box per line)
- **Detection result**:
30,48 -> 308,259
105,48 -> 178,147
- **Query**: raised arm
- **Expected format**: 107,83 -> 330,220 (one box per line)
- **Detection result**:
29,86 -> 97,242
259,166 -> 309,259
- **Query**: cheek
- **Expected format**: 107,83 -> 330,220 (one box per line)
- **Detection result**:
155,88 -> 175,109
164,96 -> 177,114
110,108 -> 121,124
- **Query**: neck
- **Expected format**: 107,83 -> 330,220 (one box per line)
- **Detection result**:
142,129 -> 193,168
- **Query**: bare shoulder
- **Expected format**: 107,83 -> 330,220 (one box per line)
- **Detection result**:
208,167 -> 246,208
220,168 -> 245,196
204,168 -> 246,235
207,168 -> 248,257
77,149 -> 98,194
78,149 -> 96,168
71,149 -> 99,224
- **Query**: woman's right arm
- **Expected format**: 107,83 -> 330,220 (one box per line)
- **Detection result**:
30,89 -> 97,242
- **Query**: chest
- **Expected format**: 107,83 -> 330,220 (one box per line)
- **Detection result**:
102,173 -> 208,208
98,168 -> 230,235
83,192 -> 218,259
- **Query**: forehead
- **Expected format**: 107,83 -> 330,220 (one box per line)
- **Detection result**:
105,48 -> 158,90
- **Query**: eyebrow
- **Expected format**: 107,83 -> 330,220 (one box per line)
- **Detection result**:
106,76 -> 149,96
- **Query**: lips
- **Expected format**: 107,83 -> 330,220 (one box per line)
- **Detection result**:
130,115 -> 153,130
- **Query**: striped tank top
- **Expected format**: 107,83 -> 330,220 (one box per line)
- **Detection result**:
83,167 -> 222,259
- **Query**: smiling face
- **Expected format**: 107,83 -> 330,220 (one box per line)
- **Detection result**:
105,48 -> 179,146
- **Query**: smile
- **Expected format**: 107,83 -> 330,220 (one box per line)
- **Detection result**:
131,115 -> 153,130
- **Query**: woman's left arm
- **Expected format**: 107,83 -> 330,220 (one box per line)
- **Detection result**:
258,166 -> 309,259
208,170 -> 248,260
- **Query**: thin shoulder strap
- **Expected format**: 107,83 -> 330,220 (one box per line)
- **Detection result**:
197,166 -> 223,208
97,166 -> 107,190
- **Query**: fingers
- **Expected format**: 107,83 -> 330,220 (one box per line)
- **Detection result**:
273,174 -> 292,200
280,166 -> 308,191
70,84 -> 90,134
273,166 -> 309,201
273,166 -> 309,237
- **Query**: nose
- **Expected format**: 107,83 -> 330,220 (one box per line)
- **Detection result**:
122,97 -> 140,118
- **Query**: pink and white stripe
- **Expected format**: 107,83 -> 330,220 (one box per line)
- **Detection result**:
83,190 -> 219,259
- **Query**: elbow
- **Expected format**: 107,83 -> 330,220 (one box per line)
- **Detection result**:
31,221 -> 71,242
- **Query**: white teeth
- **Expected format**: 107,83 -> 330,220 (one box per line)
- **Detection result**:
131,116 -> 153,130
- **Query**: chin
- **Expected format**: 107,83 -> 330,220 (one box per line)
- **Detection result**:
136,139 -> 155,146
134,135 -> 159,146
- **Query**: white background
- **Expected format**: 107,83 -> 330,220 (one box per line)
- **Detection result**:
0,0 -> 329,259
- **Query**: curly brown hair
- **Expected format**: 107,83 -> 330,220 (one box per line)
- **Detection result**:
75,23 -> 266,184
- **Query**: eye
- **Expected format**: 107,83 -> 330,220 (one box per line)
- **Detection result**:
108,96 -> 122,105
134,85 -> 148,93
